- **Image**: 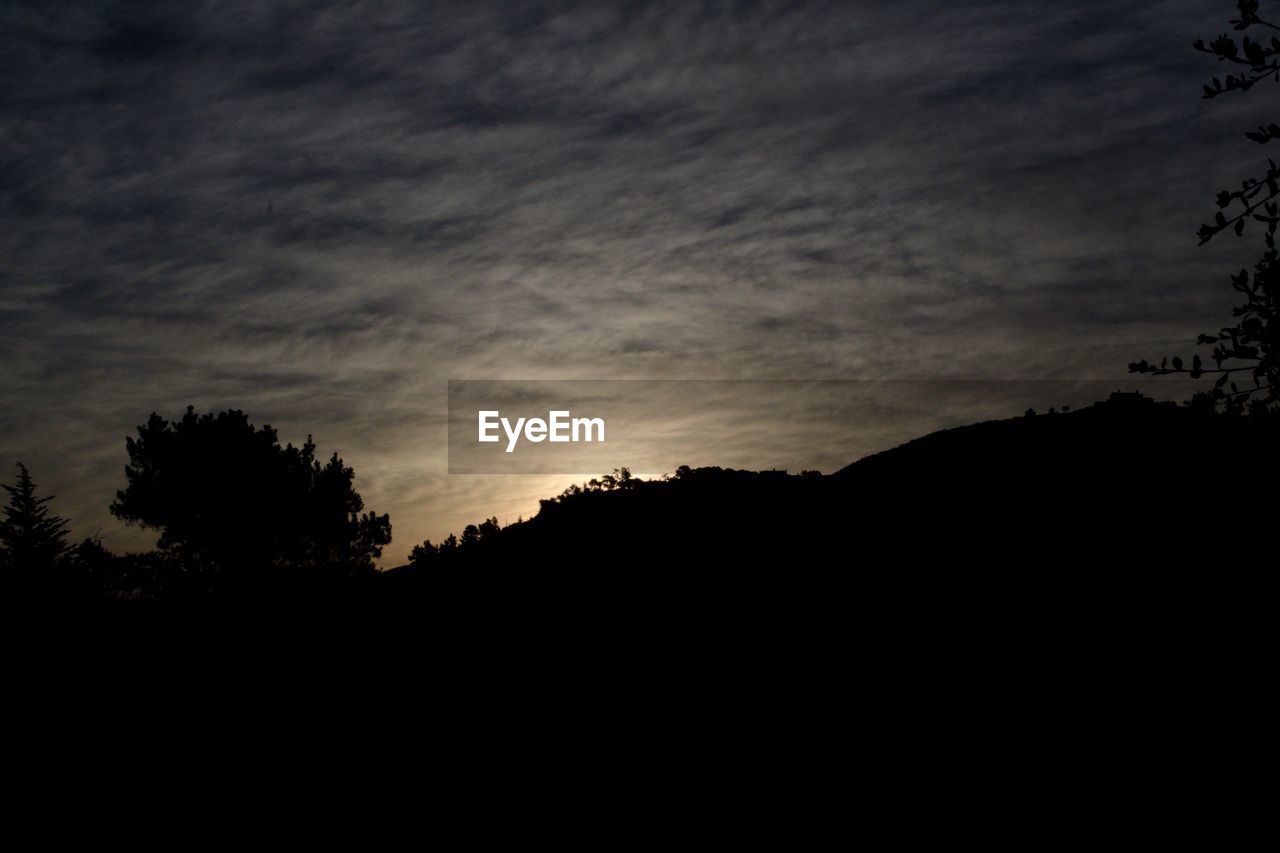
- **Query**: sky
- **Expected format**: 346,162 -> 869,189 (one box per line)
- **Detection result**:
0,0 -> 1267,561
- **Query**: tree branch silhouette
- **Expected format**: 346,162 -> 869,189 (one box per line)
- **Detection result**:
1131,0 -> 1279,411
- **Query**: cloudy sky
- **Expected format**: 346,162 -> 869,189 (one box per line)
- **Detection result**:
0,0 -> 1265,560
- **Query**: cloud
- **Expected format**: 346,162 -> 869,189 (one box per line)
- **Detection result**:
0,0 -> 1260,559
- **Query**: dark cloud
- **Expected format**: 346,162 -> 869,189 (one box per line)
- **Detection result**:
0,0 -> 1259,557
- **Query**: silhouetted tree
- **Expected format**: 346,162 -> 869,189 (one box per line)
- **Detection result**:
110,407 -> 391,578
1131,1 -> 1278,409
408,539 -> 438,567
409,532 -> 461,567
0,463 -> 70,583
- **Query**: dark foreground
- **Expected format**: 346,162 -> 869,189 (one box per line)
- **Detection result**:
6,393 -> 1270,833
12,393 -> 1275,639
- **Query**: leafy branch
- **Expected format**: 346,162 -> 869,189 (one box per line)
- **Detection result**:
1131,0 -> 1280,411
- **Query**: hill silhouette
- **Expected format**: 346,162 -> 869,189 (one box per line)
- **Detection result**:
275,391 -> 1251,716
10,391 -> 1273,787
357,391 -> 1274,666
389,391 -> 1278,579
9,391 -> 1275,650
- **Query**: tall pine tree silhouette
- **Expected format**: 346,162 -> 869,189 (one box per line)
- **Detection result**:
0,463 -> 70,581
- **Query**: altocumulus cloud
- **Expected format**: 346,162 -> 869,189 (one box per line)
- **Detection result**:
0,0 -> 1263,558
